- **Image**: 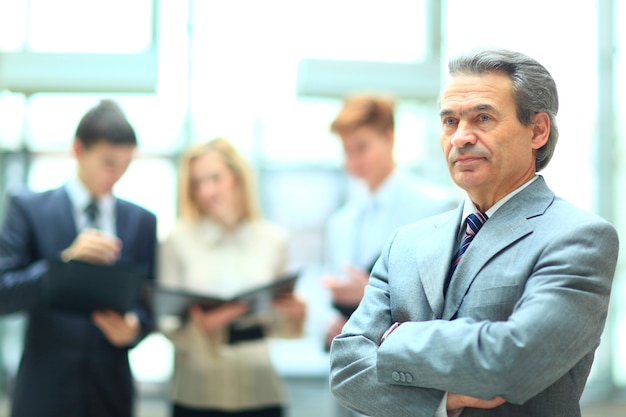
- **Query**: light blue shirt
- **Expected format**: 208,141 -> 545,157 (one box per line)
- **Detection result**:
324,169 -> 458,277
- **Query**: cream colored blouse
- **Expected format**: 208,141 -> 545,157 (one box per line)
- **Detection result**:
157,217 -> 298,410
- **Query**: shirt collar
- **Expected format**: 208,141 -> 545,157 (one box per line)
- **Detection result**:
197,217 -> 254,246
364,168 -> 400,208
65,173 -> 115,220
460,175 -> 539,230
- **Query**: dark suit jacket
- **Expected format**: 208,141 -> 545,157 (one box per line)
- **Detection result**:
0,186 -> 157,417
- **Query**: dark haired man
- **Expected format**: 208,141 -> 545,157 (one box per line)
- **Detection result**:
0,100 -> 157,417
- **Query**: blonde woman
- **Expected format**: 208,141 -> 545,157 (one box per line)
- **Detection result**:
158,138 -> 305,417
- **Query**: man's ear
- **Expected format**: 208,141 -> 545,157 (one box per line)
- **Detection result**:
72,138 -> 83,157
384,127 -> 395,146
531,112 -> 550,150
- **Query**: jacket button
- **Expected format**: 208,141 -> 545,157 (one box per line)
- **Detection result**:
392,371 -> 400,382
406,373 -> 413,383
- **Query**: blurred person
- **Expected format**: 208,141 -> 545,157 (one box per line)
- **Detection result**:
158,138 -> 306,417
0,99 -> 157,417
329,48 -> 619,416
322,94 -> 457,349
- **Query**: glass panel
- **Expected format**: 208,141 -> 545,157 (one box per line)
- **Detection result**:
25,96 -> 98,151
612,0 -> 626,387
0,92 -> 26,150
189,0 -> 431,165
26,0 -> 153,53
27,155 -> 75,191
296,0 -> 427,62
192,0 -> 426,64
0,0 -> 27,51
249,99 -> 345,165
114,157 -> 178,241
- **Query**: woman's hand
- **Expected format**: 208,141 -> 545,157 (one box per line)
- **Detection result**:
189,302 -> 248,334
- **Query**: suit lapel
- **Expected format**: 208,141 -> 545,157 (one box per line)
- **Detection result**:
415,207 -> 462,319
442,177 -> 554,320
55,187 -> 78,246
114,200 -> 132,261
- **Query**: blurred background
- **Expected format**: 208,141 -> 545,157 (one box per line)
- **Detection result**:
0,0 -> 625,416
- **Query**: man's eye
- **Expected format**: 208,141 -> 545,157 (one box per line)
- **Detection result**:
443,118 -> 456,125
479,114 -> 491,122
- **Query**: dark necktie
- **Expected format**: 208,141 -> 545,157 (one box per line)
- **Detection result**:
84,199 -> 100,229
444,211 -> 488,294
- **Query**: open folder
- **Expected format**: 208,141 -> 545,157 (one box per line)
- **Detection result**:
152,271 -> 299,318
44,259 -> 148,314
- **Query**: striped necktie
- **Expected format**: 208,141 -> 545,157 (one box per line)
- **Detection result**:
444,212 -> 488,294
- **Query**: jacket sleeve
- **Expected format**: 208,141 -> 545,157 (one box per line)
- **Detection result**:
0,193 -> 48,315
129,209 -> 158,347
330,230 -> 446,417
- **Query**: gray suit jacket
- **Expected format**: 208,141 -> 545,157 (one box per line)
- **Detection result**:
330,177 -> 619,417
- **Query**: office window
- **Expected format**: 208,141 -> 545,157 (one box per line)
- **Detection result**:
187,0 -> 433,165
612,0 -> 626,386
0,92 -> 26,150
0,0 -> 153,53
23,95 -> 182,153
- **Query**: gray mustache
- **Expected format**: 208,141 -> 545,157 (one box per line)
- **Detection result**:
448,145 -> 489,162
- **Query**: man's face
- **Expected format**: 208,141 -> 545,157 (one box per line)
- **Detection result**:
74,140 -> 135,197
339,125 -> 394,187
439,71 -> 547,206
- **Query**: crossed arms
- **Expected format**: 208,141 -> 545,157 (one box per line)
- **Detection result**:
330,218 -> 618,417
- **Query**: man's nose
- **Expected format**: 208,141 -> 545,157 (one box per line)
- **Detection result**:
450,121 -> 478,148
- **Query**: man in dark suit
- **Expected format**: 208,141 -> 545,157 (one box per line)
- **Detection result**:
329,49 -> 619,416
0,100 -> 157,417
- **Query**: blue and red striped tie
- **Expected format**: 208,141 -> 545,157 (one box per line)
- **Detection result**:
444,212 -> 488,294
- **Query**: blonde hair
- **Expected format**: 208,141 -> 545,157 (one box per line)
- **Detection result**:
330,94 -> 395,135
177,138 -> 261,221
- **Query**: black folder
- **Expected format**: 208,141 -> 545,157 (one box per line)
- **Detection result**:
44,259 -> 147,314
152,271 -> 299,317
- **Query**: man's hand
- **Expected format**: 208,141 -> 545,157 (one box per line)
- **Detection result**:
92,311 -> 140,347
322,265 -> 369,305
189,303 -> 249,334
325,315 -> 347,350
62,229 -> 122,264
447,393 -> 506,411
272,293 -> 306,322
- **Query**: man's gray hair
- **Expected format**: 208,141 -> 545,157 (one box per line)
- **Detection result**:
446,48 -> 559,172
